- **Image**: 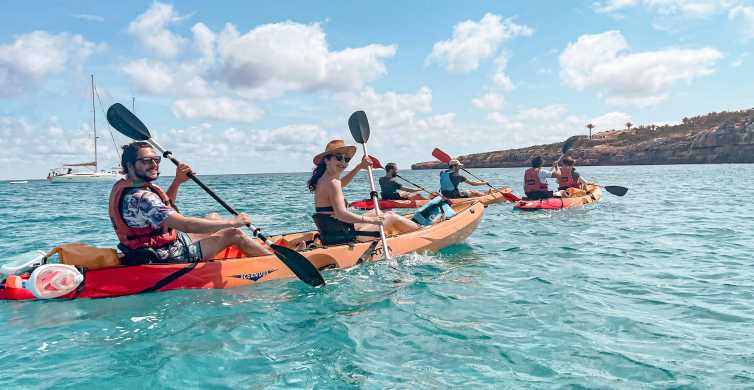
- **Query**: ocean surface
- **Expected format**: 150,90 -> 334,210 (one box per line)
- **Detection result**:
1,164 -> 752,389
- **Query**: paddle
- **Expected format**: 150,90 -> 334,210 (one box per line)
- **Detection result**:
601,185 -> 628,196
347,110 -> 391,260
369,156 -> 450,204
106,103 -> 325,287
556,136 -> 628,196
432,148 -> 520,202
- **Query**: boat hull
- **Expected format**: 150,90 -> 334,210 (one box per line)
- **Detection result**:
47,173 -> 121,183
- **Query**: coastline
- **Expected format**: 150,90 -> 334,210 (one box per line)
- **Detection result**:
413,107 -> 754,170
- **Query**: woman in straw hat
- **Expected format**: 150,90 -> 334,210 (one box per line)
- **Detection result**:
307,139 -> 419,246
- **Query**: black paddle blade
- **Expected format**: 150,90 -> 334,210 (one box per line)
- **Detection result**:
270,244 -> 325,287
107,103 -> 151,141
604,185 -> 628,196
348,110 -> 370,144
561,135 -> 581,154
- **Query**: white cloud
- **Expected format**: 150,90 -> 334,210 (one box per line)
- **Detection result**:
0,31 -> 97,96
121,59 -> 175,94
73,14 -> 104,22
588,111 -> 633,131
120,3 -> 398,124
472,92 -> 505,111
0,115 -> 125,179
121,58 -> 213,97
593,0 -> 640,13
172,97 -> 263,123
559,30 -> 722,106
729,6 -> 754,39
162,122 -> 329,162
594,0 -> 726,17
239,124 -> 329,154
486,104 -> 592,147
127,2 -> 187,58
216,22 -> 396,98
427,13 -> 533,73
492,52 -> 515,90
516,104 -> 569,122
416,113 -> 457,132
191,22 -> 215,62
337,87 -> 433,130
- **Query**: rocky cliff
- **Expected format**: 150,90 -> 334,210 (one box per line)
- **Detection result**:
412,108 -> 754,169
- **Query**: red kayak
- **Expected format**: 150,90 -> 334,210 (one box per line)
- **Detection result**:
514,185 -> 602,210
350,198 -> 427,209
351,187 -> 517,210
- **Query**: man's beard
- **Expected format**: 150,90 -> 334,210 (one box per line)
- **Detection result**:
134,170 -> 158,182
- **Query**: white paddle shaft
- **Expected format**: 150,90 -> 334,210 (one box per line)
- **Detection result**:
361,144 -> 391,260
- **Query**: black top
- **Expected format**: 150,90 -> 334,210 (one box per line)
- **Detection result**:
379,176 -> 402,199
315,199 -> 349,213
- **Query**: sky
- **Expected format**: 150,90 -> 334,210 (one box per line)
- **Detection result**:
1,0 -> 753,180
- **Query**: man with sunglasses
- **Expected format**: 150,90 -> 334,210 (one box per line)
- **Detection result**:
108,141 -> 270,264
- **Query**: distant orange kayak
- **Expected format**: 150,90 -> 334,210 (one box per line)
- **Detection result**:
350,187 -> 517,209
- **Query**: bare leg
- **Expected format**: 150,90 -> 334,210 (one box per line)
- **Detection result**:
384,211 -> 420,233
467,190 -> 486,197
353,210 -> 419,241
197,228 -> 271,260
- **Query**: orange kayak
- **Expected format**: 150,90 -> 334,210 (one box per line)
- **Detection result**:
350,187 -> 517,209
513,185 -> 602,210
0,202 -> 485,300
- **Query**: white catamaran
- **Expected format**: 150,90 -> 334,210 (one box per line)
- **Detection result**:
47,75 -> 122,183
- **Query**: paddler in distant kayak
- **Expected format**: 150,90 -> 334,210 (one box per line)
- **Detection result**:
379,162 -> 423,200
308,140 -> 420,245
439,159 -> 488,198
523,156 -> 558,200
553,156 -> 588,191
109,141 -> 270,264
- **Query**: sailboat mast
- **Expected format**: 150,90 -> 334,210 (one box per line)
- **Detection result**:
91,74 -> 98,172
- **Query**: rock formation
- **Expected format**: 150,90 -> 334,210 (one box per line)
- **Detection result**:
412,108 -> 754,169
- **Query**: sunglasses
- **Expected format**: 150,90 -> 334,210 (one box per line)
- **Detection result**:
136,156 -> 162,165
328,154 -> 351,163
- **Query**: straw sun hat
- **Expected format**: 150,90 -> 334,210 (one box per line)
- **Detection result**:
313,139 -> 357,165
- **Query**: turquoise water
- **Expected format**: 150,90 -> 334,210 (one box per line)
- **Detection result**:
1,165 -> 753,388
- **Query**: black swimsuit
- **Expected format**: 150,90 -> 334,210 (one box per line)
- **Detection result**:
312,203 -> 380,246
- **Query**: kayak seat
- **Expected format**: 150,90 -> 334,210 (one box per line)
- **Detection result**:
412,198 -> 456,226
118,244 -> 160,266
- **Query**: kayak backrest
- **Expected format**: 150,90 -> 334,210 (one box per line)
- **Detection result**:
412,197 -> 456,226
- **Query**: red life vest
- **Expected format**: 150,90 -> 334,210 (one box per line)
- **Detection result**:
557,166 -> 579,190
108,179 -> 177,250
524,168 -> 549,193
